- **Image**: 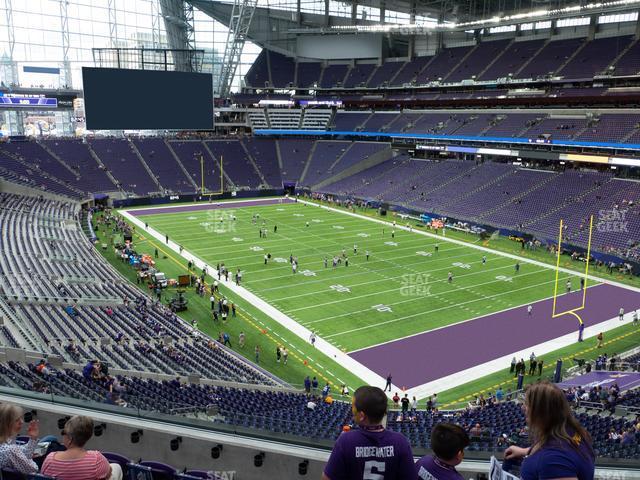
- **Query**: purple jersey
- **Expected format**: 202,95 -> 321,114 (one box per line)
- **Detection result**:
415,455 -> 464,480
324,428 -> 414,480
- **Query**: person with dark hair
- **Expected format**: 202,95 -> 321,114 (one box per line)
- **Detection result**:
504,381 -> 595,480
322,386 -> 414,480
415,423 -> 469,480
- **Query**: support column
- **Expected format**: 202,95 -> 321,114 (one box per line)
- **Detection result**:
325,0 -> 329,26
588,14 -> 598,40
59,0 -> 72,88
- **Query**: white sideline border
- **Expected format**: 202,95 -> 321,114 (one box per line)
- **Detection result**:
118,205 -> 396,395
295,199 -> 640,398
119,198 -> 640,400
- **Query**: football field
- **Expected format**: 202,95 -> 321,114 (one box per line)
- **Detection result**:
122,198 -> 640,395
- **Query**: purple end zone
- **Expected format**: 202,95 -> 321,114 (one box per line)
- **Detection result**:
350,283 -> 640,389
127,198 -> 295,216
558,371 -> 640,392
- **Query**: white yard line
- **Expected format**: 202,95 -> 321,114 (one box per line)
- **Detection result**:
405,315 -> 638,399
324,276 -> 564,339
283,262 -> 546,308
303,268 -> 549,326
297,199 -> 640,294
122,198 -> 640,400
260,249 -> 507,293
119,207 -> 400,394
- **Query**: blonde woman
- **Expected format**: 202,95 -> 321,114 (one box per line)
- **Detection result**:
0,403 -> 40,474
42,416 -> 122,480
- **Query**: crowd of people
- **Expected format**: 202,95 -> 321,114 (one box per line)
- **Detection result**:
0,404 -> 123,480
321,381 -> 596,480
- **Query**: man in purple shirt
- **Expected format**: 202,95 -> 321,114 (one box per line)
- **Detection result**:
415,423 -> 469,480
323,386 -> 415,480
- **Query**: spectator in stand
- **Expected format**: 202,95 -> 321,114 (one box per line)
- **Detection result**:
42,415 -> 122,480
0,404 -> 40,474
415,423 -> 470,480
505,381 -> 595,480
35,359 -> 49,375
323,386 -> 414,480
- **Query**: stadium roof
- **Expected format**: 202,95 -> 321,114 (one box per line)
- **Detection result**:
192,0 -> 640,37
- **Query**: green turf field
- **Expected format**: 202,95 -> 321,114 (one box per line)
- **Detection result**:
137,201 -> 580,353
102,200 -> 640,407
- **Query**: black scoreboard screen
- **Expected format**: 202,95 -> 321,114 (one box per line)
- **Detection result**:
82,67 -> 213,130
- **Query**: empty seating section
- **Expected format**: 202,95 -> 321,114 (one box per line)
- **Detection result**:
317,156 -> 409,198
320,64 -> 349,88
0,192 -> 282,385
478,39 -> 545,80
243,37 -> 640,92
558,36 -> 633,79
5,356 -> 640,457
330,142 -> 389,176
132,138 -> 193,194
575,114 -> 640,142
489,170 -> 607,228
296,62 -> 323,87
89,139 -> 158,196
611,39 -> 640,76
0,141 -> 85,193
450,114 -> 496,135
244,49 -> 269,87
268,51 -> 295,88
0,147 -> 84,199
516,38 -> 585,79
267,109 -> 301,129
325,159 -> 639,258
301,141 -> 351,186
343,64 -> 376,88
361,112 -> 398,132
204,140 -> 263,189
390,161 -> 476,205
367,61 -> 403,87
321,161 -> 639,258
168,141 -> 222,193
300,109 -> 333,130
333,112 -> 371,131
446,39 -> 511,82
242,138 -> 282,188
408,162 -> 514,213
43,139 -> 117,193
277,139 -> 314,183
417,45 -> 474,83
521,117 -> 589,140
247,109 -> 269,128
391,56 -> 433,86
481,114 -> 540,138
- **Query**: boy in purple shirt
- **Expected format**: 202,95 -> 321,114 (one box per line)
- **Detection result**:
323,386 -> 415,480
415,423 -> 469,480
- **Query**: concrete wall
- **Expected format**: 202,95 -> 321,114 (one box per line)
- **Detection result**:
297,34 -> 382,59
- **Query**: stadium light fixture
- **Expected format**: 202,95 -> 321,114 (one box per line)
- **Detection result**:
298,0 -> 640,33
